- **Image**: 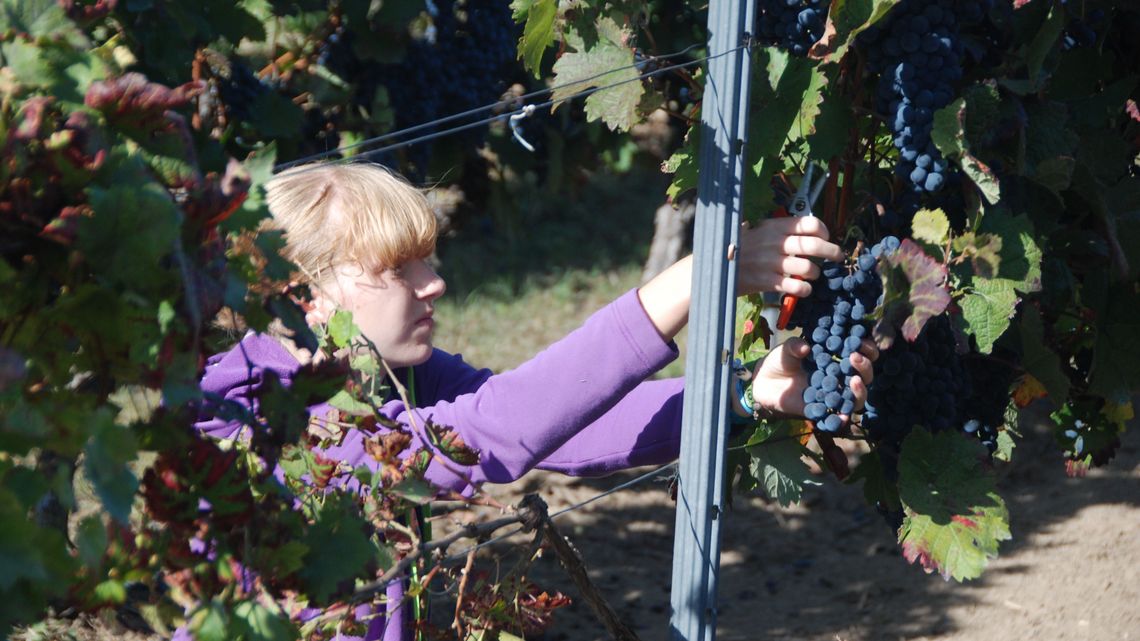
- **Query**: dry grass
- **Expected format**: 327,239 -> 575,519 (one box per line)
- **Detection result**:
435,264 -> 688,379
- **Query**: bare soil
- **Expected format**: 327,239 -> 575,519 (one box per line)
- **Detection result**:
473,403 -> 1140,641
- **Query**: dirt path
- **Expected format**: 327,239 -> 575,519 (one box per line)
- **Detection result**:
476,404 -> 1139,641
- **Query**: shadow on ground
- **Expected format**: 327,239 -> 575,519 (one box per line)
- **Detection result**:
472,404 -> 1140,641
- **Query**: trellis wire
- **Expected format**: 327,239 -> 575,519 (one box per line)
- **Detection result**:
438,460 -> 678,566
274,44 -> 702,172
668,0 -> 755,638
272,44 -> 744,173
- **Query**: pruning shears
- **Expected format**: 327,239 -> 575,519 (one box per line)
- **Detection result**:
771,163 -> 829,331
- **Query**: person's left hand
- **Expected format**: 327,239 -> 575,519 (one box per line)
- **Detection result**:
736,216 -> 844,298
747,336 -> 878,425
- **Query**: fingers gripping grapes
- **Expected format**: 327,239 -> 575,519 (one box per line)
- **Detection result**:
758,237 -> 896,434
749,337 -> 877,425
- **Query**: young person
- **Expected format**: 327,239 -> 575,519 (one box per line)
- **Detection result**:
192,161 -> 877,640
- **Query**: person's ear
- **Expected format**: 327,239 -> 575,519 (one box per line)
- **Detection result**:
305,290 -> 339,327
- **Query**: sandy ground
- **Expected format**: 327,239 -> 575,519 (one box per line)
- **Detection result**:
469,403 -> 1140,641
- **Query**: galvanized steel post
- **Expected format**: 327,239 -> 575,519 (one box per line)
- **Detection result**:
667,0 -> 754,638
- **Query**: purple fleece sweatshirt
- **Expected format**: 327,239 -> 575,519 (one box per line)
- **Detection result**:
182,288 -> 685,640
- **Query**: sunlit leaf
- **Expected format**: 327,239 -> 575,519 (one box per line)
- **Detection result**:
897,429 -> 1011,581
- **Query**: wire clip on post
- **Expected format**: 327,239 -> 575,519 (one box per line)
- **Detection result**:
509,104 -> 537,152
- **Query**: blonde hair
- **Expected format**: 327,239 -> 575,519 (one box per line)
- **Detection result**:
264,161 -> 438,284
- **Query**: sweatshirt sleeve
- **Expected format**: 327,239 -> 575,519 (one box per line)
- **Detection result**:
392,288 -> 681,492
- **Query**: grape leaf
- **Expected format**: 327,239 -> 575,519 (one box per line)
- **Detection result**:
911,208 -> 950,250
1,40 -> 53,90
1011,373 -> 1048,408
0,0 -> 77,40
1017,305 -> 1070,402
993,431 -> 1016,463
1024,101 -> 1079,171
931,97 -> 967,158
74,516 -> 107,568
188,599 -> 232,641
932,98 -> 1002,204
897,429 -> 1011,582
747,423 -> 820,507
879,239 -> 950,342
80,181 -> 182,290
951,232 -> 1003,279
326,310 -> 359,349
791,62 -> 829,142
979,212 -> 1043,293
811,0 -> 899,63
804,75 -> 855,162
83,410 -> 139,524
663,122 -> 699,203
961,84 -> 1002,148
1021,5 -> 1065,87
298,494 -> 378,602
960,153 -> 1002,206
748,50 -> 817,216
232,600 -> 299,641
960,279 -> 1019,354
1088,283 -> 1140,403
846,449 -> 900,512
551,18 -> 641,132
1031,156 -> 1075,197
513,0 -> 557,78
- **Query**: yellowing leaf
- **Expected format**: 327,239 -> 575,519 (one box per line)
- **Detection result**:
1012,374 -> 1048,408
551,18 -> 642,131
1101,400 -> 1134,426
911,208 -> 951,249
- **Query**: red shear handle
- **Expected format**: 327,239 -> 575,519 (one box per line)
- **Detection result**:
771,205 -> 802,330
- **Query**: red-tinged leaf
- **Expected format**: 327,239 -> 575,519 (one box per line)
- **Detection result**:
14,96 -> 53,141
877,239 -> 951,343
897,429 -> 1010,581
1013,0 -> 1035,8
60,0 -> 117,23
1127,99 -> 1140,122
364,430 -> 413,465
310,453 -> 339,489
185,158 -> 251,229
39,204 -> 92,245
424,421 -> 480,466
1065,457 -> 1091,477
85,73 -> 203,124
1011,374 -> 1048,408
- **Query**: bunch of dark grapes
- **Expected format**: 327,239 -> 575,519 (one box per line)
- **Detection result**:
784,236 -> 899,433
213,58 -> 272,124
380,0 -> 519,173
861,314 -> 971,448
858,1 -> 992,193
959,350 -> 1019,455
756,0 -> 831,56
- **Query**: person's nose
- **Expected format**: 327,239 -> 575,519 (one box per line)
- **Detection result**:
415,262 -> 446,301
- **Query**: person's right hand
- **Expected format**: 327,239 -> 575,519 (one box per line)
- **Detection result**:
747,335 -> 879,423
735,216 -> 843,298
